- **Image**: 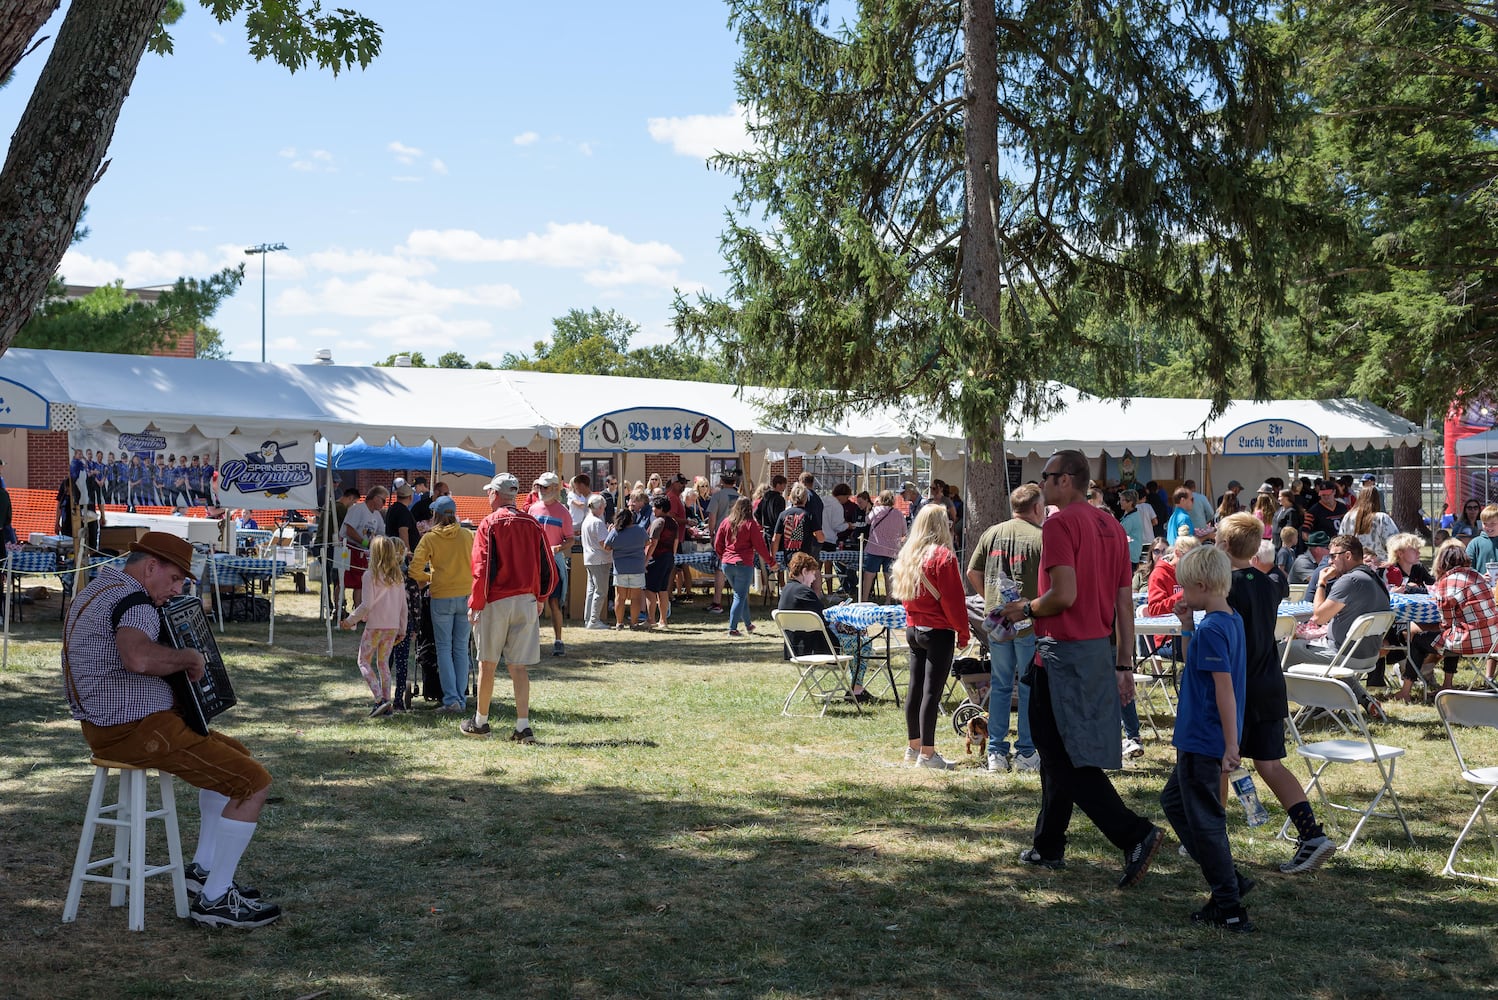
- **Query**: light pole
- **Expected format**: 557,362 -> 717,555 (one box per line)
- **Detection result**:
244,242 -> 288,362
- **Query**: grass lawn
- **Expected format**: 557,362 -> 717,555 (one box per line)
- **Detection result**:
3,583 -> 1498,999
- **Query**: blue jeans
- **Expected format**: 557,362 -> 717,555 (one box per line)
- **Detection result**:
723,562 -> 755,630
428,595 -> 470,709
988,631 -> 1035,757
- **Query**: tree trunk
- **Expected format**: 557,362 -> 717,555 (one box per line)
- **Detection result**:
958,0 -> 1011,543
1392,442 -> 1423,533
0,0 -> 168,355
0,1 -> 61,83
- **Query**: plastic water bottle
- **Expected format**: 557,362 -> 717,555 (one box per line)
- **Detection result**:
1230,769 -> 1270,827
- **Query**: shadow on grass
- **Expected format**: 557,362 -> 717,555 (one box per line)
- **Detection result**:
7,640 -> 1498,999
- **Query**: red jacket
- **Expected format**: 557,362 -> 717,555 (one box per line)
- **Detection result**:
900,547 -> 970,646
1145,558 -> 1179,617
469,505 -> 554,612
715,517 -> 773,566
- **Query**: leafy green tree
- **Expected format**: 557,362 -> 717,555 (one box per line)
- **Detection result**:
17,265 -> 243,357
0,0 -> 381,354
506,307 -> 727,382
674,0 -> 1307,525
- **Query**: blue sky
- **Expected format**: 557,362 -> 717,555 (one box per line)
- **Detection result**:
1,2 -> 756,365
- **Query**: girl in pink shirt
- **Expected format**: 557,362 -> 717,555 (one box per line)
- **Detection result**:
341,535 -> 409,717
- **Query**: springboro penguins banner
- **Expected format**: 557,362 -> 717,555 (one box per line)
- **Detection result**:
68,429 -> 217,508
217,433 -> 318,510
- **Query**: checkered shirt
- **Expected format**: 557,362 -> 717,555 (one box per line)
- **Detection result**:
1434,566 -> 1498,656
62,565 -> 174,726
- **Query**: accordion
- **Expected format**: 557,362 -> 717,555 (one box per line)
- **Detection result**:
160,595 -> 237,736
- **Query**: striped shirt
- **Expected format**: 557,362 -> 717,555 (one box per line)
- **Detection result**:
528,499 -> 574,549
62,565 -> 174,726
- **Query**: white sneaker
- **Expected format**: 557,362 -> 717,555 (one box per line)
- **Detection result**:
987,752 -> 1011,773
1013,751 -> 1042,773
902,747 -> 919,765
1122,737 -> 1145,759
585,621 -> 611,630
916,752 -> 955,770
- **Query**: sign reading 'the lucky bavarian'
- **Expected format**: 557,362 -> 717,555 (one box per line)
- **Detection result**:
1219,419 -> 1321,456
579,408 -> 735,454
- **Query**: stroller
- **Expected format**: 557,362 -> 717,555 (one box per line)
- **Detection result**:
948,594 -> 999,737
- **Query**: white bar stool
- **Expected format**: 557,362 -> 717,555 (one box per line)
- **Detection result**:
62,758 -> 189,931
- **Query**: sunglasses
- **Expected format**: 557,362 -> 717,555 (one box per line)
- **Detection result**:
1041,471 -> 1067,482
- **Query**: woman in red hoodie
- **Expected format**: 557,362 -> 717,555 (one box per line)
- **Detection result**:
891,503 -> 970,769
714,497 -> 775,636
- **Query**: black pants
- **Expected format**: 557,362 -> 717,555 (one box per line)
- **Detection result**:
1405,629 -> 1458,680
1028,659 -> 1153,858
1161,751 -> 1239,907
905,626 -> 955,745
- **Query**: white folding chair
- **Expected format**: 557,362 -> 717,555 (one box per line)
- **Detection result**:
1435,691 -> 1498,882
771,609 -> 859,717
1274,614 -> 1297,671
1131,634 -> 1176,741
1287,610 -> 1396,730
1282,673 -> 1413,851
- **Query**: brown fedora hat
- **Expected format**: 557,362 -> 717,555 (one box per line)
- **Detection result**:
129,531 -> 197,580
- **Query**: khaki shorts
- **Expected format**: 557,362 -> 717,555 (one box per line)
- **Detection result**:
80,710 -> 271,801
474,593 -> 540,666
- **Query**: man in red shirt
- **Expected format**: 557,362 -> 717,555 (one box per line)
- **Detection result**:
1002,449 -> 1166,887
528,472 -> 575,657
463,473 -> 554,744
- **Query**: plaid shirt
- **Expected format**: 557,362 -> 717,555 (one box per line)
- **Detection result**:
1434,566 -> 1498,656
62,565 -> 174,726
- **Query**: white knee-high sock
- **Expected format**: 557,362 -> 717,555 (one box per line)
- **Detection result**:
194,789 -> 230,868
201,818 -> 256,901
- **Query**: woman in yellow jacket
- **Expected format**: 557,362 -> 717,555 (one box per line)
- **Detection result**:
408,495 -> 476,713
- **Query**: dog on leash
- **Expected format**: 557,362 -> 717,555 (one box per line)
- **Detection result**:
963,715 -> 989,755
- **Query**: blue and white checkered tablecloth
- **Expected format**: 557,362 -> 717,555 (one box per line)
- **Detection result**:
823,602 -> 908,633
211,555 -> 282,589
822,550 -> 861,565
1137,600 -> 1316,635
1392,593 -> 1440,625
675,550 -> 718,569
5,550 -> 57,574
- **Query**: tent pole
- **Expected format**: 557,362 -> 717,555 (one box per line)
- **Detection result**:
322,436 -> 335,655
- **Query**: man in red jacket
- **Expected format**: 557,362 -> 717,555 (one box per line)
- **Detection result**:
1002,449 -> 1166,888
463,473 -> 554,744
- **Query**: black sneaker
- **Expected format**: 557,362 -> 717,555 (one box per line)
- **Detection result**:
459,718 -> 491,738
190,886 -> 282,929
1236,868 -> 1257,899
1018,847 -> 1066,870
509,727 -> 537,745
183,862 -> 261,900
1118,825 -> 1166,888
1190,899 -> 1256,933
1279,834 -> 1335,874
553,640 -> 565,657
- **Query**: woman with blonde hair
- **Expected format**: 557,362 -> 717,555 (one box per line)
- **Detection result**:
891,503 -> 970,768
714,496 -> 774,635
340,534 -> 409,717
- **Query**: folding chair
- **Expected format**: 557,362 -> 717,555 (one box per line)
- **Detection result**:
1131,634 -> 1176,741
771,609 -> 859,717
1282,673 -> 1413,851
1287,610 -> 1396,731
1435,690 -> 1498,882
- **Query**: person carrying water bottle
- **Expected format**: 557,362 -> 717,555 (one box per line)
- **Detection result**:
1160,544 -> 1254,933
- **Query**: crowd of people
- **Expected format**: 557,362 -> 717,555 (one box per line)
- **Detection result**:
61,447 -> 1498,935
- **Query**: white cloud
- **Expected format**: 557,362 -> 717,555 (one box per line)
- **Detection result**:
58,243 -> 301,286
430,158 -> 448,175
388,140 -> 423,164
401,222 -> 684,288
364,314 -> 493,348
285,147 -> 335,172
647,104 -> 753,159
304,248 -> 435,276
513,131 -> 539,146
210,31 -> 225,44
276,274 -> 521,318
577,142 -> 593,157
278,146 -> 297,159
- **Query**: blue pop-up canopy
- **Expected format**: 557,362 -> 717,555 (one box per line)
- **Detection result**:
315,438 -> 494,476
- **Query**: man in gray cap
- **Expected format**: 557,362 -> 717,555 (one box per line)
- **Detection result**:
463,473 -> 554,744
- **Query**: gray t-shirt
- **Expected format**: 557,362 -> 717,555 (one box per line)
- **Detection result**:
705,487 -> 739,527
1328,567 -> 1390,658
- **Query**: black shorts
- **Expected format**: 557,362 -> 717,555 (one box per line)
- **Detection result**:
1239,717 -> 1286,761
644,556 -> 674,594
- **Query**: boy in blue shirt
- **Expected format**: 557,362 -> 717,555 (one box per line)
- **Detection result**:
1162,544 -> 1254,932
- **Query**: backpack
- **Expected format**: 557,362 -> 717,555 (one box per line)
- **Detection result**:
782,511 -> 806,552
